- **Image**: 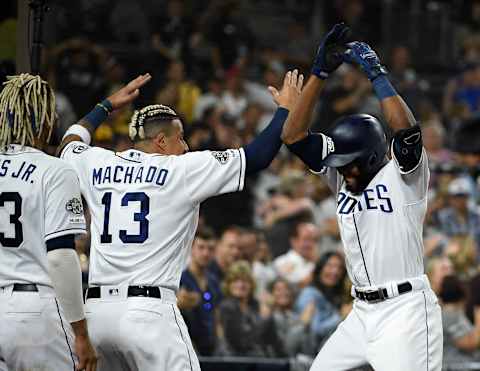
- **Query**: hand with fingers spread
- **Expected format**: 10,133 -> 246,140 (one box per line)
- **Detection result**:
312,22 -> 351,79
107,73 -> 152,111
268,69 -> 304,111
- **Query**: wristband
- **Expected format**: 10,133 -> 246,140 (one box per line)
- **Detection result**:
83,99 -> 112,130
372,76 -> 397,100
63,124 -> 92,145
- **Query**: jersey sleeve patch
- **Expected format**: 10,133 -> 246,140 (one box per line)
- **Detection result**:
211,151 -> 231,165
391,125 -> 423,174
71,143 -> 90,154
65,197 -> 85,224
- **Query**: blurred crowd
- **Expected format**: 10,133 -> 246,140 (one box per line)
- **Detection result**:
5,0 -> 480,367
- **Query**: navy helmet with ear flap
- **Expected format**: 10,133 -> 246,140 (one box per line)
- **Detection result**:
323,114 -> 388,174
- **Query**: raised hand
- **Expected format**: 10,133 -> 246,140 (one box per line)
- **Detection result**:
343,42 -> 387,81
107,74 -> 152,111
268,69 -> 304,111
312,22 -> 350,79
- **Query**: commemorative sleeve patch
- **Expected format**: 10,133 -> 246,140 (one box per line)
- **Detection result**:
66,197 -> 84,215
211,150 -> 231,165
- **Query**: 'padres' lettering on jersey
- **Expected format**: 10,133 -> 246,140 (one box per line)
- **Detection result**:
318,145 -> 429,287
0,145 -> 86,287
61,142 -> 246,290
337,185 -> 393,214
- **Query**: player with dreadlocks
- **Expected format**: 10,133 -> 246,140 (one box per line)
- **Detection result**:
57,69 -> 304,371
0,73 -> 97,371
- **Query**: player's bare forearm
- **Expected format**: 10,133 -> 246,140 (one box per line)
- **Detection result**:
281,75 -> 326,144
71,318 -> 90,337
380,94 -> 416,133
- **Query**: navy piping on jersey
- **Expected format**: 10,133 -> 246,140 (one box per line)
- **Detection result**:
45,228 -> 87,238
114,153 -> 142,163
352,214 -> 372,286
237,149 -> 243,192
422,292 -> 430,371
171,305 -> 193,371
55,299 -> 76,371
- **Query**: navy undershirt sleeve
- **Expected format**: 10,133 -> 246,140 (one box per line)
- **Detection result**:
286,132 -> 325,172
243,107 -> 289,175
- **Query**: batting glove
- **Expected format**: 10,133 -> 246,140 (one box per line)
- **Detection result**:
311,23 -> 350,80
343,41 -> 388,81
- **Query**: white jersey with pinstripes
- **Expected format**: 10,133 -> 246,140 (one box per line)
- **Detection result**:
60,141 -> 246,290
0,144 -> 86,287
317,147 -> 429,287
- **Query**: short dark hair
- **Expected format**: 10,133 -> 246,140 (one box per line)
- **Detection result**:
439,275 -> 466,303
195,226 -> 216,241
288,216 -> 314,240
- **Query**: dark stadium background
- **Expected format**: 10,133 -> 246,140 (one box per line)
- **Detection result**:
3,0 -> 480,370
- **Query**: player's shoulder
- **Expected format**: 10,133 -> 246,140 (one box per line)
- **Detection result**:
180,148 -> 243,165
61,140 -> 113,159
43,153 -> 79,179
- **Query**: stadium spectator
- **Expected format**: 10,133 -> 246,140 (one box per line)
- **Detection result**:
193,77 -> 224,121
265,278 -> 315,356
47,38 -> 108,118
155,60 -> 201,123
252,234 -> 277,300
294,252 -> 347,352
208,226 -> 242,282
261,171 -> 315,258
440,275 -> 480,365
217,261 -> 282,357
220,67 -> 248,120
314,65 -> 378,131
179,228 -> 221,356
273,221 -> 319,286
206,0 -> 254,74
437,177 -> 480,258
427,256 -> 455,295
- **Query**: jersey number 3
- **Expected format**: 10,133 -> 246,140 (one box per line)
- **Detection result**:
0,192 -> 23,248
101,192 -> 150,244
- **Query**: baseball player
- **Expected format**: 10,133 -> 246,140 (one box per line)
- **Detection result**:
0,74 -> 97,370
281,24 -> 443,370
56,70 -> 303,370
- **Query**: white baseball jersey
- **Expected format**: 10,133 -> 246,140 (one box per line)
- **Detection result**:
318,146 -> 429,287
60,141 -> 246,290
0,144 -> 86,287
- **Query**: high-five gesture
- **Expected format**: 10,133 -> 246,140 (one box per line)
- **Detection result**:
107,73 -> 152,110
268,69 -> 304,111
312,22 -> 350,79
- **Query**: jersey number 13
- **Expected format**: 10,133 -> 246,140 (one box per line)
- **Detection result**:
101,192 -> 149,244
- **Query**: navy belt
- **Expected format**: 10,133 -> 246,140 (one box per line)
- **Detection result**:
12,283 -> 38,292
86,286 -> 161,299
354,282 -> 412,303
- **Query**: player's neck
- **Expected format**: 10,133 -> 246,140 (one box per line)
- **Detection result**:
133,141 -> 166,155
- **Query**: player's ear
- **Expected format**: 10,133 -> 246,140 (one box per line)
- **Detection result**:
152,131 -> 167,153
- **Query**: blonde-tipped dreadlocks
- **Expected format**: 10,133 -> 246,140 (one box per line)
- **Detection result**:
128,104 -> 178,141
0,73 -> 56,151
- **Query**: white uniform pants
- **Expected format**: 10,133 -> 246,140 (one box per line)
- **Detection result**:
311,279 -> 443,371
0,284 -> 76,371
86,285 -> 200,371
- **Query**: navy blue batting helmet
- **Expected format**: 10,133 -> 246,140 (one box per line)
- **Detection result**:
323,114 -> 388,174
